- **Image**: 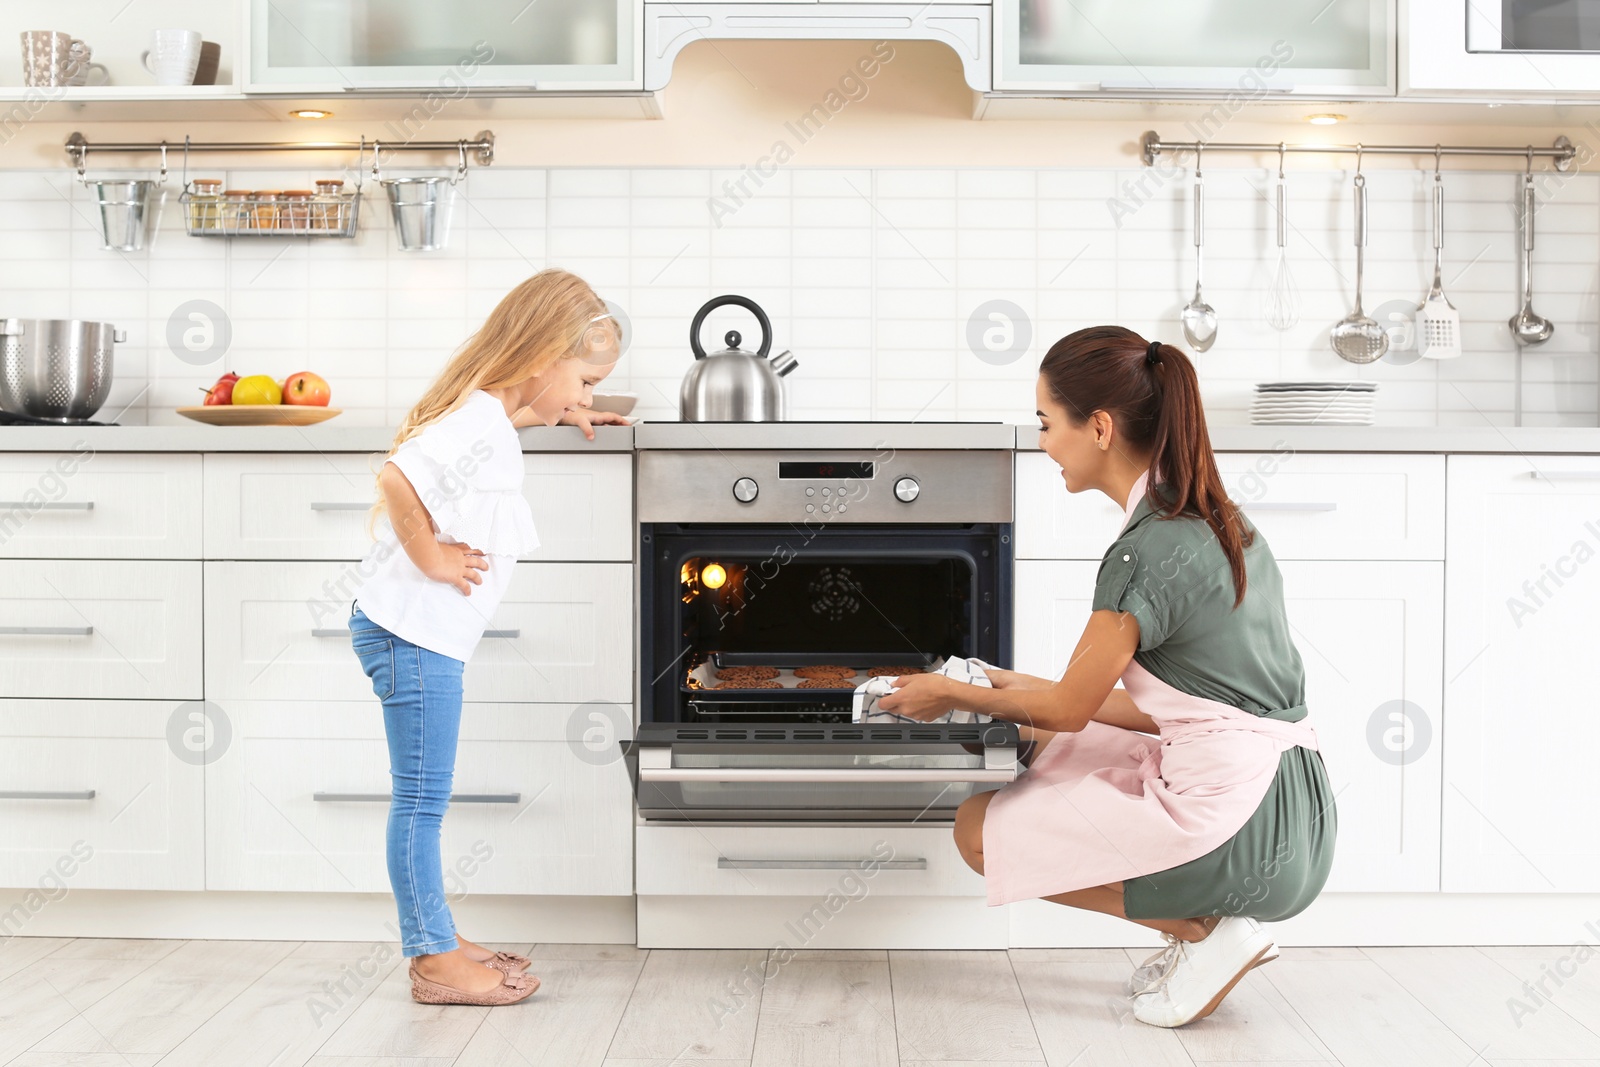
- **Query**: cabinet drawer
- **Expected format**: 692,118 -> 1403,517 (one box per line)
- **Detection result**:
1016,451 -> 1445,561
204,560 -> 632,704
204,452 -> 632,561
204,701 -> 633,895
0,700 -> 204,890
636,825 -> 985,897
0,453 -> 201,559
0,560 -> 202,699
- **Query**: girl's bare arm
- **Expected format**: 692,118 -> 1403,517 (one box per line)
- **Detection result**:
377,463 -> 489,596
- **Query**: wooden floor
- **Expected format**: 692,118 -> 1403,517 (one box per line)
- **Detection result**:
3,939 -> 1600,1066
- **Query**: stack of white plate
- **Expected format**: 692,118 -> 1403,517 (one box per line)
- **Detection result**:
1250,381 -> 1377,425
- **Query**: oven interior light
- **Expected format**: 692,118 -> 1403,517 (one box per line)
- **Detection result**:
701,563 -> 727,589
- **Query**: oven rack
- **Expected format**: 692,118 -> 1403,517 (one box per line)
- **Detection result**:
629,722 -> 1018,745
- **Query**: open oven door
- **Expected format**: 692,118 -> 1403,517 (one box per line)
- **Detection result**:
620,721 -> 1021,822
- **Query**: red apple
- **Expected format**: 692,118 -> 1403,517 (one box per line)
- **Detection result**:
282,371 -> 331,406
202,371 -> 239,406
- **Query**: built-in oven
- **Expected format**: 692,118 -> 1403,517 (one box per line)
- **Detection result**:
622,446 -> 1021,823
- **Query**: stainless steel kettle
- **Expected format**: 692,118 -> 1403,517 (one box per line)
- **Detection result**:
679,294 -> 798,422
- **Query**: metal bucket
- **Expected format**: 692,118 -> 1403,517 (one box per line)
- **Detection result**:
93,180 -> 155,252
0,318 -> 123,422
381,177 -> 454,252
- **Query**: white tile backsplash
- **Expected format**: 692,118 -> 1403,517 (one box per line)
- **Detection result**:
5,165 -> 1596,427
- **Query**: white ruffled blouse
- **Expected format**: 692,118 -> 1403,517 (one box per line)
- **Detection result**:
354,391 -> 539,662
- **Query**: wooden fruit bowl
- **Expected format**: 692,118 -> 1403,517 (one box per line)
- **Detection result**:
177,405 -> 342,426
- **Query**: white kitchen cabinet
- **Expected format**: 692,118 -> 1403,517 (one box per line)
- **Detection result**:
0,700 -> 204,891
1015,451 -> 1445,561
0,560 -> 203,700
205,700 -> 632,895
1443,455 -> 1600,892
203,452 -> 633,562
995,0 -> 1395,94
1013,558 -> 1443,892
635,825 -> 985,896
246,0 -> 643,91
204,560 -> 632,704
0,453 -> 201,560
1405,0 -> 1600,94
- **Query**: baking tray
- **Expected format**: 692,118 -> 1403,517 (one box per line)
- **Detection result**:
685,653 -> 936,693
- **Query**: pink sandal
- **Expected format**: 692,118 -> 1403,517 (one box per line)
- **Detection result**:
409,960 -> 540,1006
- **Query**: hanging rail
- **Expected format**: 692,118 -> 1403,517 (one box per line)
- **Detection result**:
1141,131 -> 1576,172
65,130 -> 495,171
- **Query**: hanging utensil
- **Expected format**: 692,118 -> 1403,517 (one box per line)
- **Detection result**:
1417,146 -> 1462,360
1180,144 -> 1217,352
1509,148 -> 1555,347
1264,143 -> 1299,332
1330,148 -> 1388,364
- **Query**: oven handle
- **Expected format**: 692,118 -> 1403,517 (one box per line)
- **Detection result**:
638,767 -> 1017,783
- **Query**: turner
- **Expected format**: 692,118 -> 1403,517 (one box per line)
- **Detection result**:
1418,171 -> 1462,360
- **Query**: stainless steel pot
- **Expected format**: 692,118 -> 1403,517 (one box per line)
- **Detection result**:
679,295 -> 798,422
0,319 -> 123,422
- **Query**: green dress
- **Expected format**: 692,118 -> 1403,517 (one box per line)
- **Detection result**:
1089,481 -> 1338,921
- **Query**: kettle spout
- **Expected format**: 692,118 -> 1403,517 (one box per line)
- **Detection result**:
769,349 -> 798,377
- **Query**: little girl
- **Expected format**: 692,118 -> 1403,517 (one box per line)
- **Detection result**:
348,268 -> 626,1007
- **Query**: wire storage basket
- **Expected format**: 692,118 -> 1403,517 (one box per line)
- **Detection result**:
180,187 -> 361,237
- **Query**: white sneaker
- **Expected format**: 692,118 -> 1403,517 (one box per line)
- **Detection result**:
1124,930 -> 1280,997
1129,916 -> 1275,1027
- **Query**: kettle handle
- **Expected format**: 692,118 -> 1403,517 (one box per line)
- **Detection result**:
689,295 -> 771,360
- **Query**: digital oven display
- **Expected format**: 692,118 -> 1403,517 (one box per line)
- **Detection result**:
777,461 -> 874,480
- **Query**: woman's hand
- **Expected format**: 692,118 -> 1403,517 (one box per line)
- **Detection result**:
422,541 -> 489,596
556,408 -> 632,440
875,673 -> 956,721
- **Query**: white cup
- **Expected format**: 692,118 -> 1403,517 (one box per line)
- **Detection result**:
140,28 -> 201,86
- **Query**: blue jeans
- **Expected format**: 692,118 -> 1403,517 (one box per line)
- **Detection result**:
349,606 -> 465,958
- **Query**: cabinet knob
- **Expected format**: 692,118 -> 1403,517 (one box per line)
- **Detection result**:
732,477 -> 759,503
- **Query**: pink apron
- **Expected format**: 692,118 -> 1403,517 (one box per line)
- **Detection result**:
981,469 -> 1320,908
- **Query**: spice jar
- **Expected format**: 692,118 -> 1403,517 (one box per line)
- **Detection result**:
187,178 -> 222,233
312,178 -> 345,232
252,190 -> 281,231
280,190 -> 313,232
221,190 -> 254,232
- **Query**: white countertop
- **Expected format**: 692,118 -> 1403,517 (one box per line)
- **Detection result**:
0,421 -> 1597,454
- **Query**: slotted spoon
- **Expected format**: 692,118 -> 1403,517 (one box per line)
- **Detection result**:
1418,161 -> 1461,359
1330,169 -> 1388,364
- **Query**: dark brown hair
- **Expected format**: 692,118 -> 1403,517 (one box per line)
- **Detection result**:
1039,326 -> 1254,608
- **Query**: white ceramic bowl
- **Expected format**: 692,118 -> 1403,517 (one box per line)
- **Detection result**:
591,392 -> 637,416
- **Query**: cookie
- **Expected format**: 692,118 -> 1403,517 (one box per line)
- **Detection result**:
714,678 -> 783,689
795,665 -> 856,679
798,677 -> 854,689
714,665 -> 779,681
869,666 -> 924,678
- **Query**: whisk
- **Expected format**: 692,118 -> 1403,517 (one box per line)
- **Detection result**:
1264,144 -> 1299,331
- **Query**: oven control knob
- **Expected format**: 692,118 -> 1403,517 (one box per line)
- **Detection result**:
894,476 -> 921,503
732,477 -> 759,503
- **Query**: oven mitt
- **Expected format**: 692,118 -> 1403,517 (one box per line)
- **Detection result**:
852,656 -> 997,725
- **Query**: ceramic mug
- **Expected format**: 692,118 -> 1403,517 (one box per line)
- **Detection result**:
140,28 -> 201,86
20,30 -> 84,87
65,41 -> 110,87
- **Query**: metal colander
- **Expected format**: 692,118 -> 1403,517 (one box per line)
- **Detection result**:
0,319 -> 124,422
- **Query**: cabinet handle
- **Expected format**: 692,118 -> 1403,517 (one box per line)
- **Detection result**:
1098,79 -> 1295,93
0,500 -> 93,510
311,627 -> 518,639
1238,501 -> 1338,512
310,628 -> 349,638
0,789 -> 95,800
1530,471 -> 1600,481
718,857 -> 928,871
482,629 -> 520,639
309,502 -> 370,511
640,768 -> 1017,783
313,791 -> 521,804
0,626 -> 94,636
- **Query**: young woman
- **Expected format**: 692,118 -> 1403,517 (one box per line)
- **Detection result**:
879,326 -> 1337,1029
349,269 -> 628,1007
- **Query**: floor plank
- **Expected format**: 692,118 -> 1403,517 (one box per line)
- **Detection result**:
312,955 -> 493,1061
454,956 -> 646,1067
1473,945 -> 1600,1048
1011,951 -> 1195,1067
605,949 -> 769,1062
0,936 -> 73,981
0,957 -> 158,1063
24,939 -> 296,1057
889,950 -> 1045,1062
1364,946 -> 1600,1060
751,959 -> 897,1067
45,937 -> 184,961
526,943 -> 649,962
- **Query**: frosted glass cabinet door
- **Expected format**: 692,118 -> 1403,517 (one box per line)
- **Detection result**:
995,0 -> 1394,94
246,0 -> 642,90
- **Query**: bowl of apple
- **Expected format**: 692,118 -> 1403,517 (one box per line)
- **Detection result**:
178,371 -> 340,425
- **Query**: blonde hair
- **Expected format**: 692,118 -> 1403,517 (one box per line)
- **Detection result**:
370,268 -> 619,529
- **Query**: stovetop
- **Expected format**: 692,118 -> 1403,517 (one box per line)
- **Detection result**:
632,421 -> 1015,451
0,411 -> 118,427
